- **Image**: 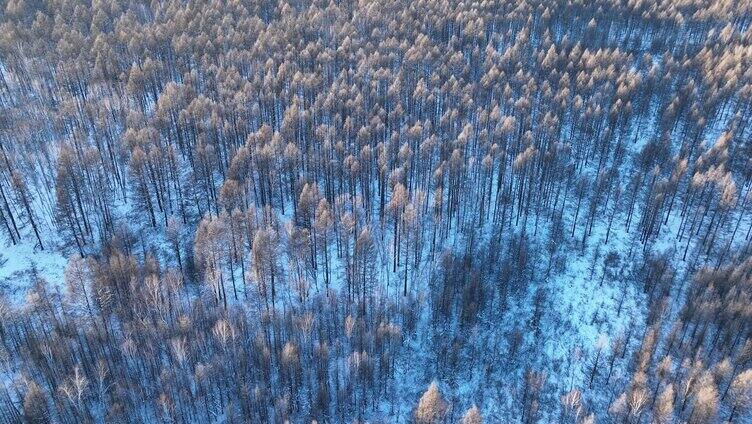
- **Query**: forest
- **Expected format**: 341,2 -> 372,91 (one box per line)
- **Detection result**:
0,0 -> 752,422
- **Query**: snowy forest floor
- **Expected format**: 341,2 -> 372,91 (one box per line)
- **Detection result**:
1,118 -> 750,422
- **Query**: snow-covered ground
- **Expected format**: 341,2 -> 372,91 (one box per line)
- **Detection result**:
0,237 -> 68,302
0,89 -> 747,422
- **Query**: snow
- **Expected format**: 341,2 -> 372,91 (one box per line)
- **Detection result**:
0,188 -> 69,304
0,238 -> 68,302
0,64 -> 745,422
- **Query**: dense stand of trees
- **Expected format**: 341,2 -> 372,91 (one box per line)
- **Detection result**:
1,0 -> 752,422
